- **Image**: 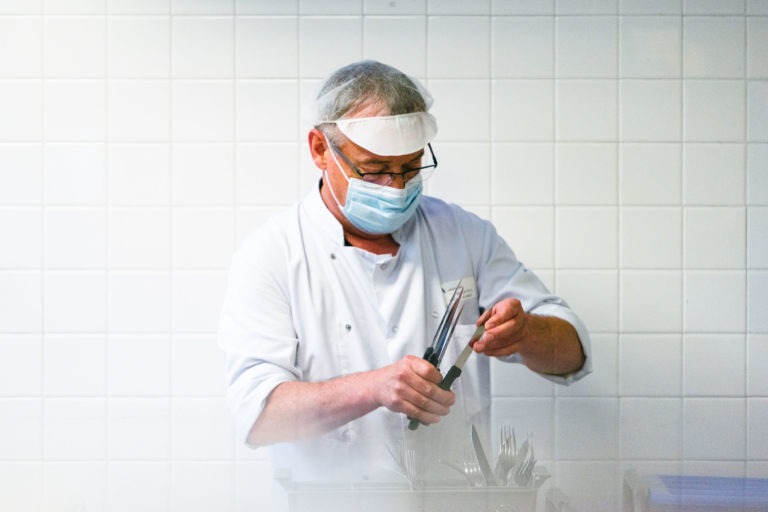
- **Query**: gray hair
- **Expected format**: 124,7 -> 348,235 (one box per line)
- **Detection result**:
312,60 -> 431,142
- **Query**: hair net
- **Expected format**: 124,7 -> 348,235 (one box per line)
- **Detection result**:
307,60 -> 438,156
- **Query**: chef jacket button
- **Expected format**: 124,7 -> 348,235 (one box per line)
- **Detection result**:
330,253 -> 336,260
380,263 -> 388,270
345,324 -> 351,331
432,310 -> 439,318
392,325 -> 398,333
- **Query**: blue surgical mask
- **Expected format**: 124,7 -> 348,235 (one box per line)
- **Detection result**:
324,142 -> 423,235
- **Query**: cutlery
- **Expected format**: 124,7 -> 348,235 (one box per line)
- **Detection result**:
407,283 -> 470,430
424,284 -> 464,366
387,442 -> 422,489
471,424 -> 498,486
512,433 -> 536,488
462,446 -> 486,488
494,425 -> 516,484
437,325 -> 484,389
408,324 -> 483,430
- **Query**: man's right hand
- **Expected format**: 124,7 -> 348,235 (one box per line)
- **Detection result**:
247,355 -> 456,446
372,355 -> 455,425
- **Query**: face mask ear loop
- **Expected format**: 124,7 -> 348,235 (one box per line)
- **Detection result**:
322,136 -> 349,212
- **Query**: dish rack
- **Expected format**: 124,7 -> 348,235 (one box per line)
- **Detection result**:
275,467 -> 550,512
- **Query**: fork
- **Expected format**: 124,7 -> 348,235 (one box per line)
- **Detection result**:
494,425 -> 516,485
387,442 -> 422,489
514,455 -> 536,487
513,438 -> 536,488
404,446 -> 423,489
463,446 -> 486,488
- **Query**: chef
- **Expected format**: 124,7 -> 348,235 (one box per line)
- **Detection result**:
218,60 -> 592,484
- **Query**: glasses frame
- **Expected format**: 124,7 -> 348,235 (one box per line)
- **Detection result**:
329,141 -> 438,186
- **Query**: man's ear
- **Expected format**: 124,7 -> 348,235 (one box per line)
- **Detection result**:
308,129 -> 329,170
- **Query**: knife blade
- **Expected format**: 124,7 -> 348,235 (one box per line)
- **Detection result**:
471,423 -> 498,487
421,285 -> 464,367
437,324 -> 484,391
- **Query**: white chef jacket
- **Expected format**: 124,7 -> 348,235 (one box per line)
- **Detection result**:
218,181 -> 592,483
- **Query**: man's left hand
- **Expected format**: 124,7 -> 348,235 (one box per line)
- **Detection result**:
472,298 -> 530,358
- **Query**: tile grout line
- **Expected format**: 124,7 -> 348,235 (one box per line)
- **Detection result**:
680,8 -> 688,462
168,6 -> 175,510
551,10 -> 560,461
39,7 -> 47,506
742,5 -> 750,470
104,4 -> 111,504
615,9 -> 623,461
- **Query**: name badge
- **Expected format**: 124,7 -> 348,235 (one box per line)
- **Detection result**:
441,276 -> 477,306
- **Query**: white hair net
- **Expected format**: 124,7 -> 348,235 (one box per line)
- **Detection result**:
306,60 -> 438,156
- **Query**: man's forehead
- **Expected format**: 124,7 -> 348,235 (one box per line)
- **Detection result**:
340,136 -> 424,161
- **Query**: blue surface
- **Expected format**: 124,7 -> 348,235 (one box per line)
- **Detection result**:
649,475 -> 768,508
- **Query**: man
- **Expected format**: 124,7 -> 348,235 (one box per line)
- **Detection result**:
218,60 -> 591,484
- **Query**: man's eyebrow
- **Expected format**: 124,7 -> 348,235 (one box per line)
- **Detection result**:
360,150 -> 425,166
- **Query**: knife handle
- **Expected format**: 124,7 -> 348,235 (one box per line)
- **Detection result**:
421,346 -> 439,367
407,347 -> 439,431
438,366 -> 462,390
408,366 -> 464,430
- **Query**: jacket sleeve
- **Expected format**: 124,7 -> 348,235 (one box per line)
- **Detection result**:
217,228 -> 301,445
457,206 -> 593,385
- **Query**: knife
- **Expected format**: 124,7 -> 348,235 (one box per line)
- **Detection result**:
471,423 -> 498,487
408,324 -> 485,431
437,324 -> 484,391
424,285 -> 464,367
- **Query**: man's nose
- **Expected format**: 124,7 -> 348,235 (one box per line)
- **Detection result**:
389,174 -> 408,189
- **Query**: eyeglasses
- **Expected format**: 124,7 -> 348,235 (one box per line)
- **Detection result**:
329,142 -> 438,186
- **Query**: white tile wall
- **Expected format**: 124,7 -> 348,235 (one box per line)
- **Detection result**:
555,17 -> 617,78
620,271 -> 682,332
1,4 -> 766,512
0,336 -> 43,396
108,16 -> 171,78
557,79 -> 618,141
620,398 -> 682,459
0,80 -> 43,140
108,462 -> 171,512
684,398 -> 746,460
620,15 -> 681,77
620,80 -> 681,141
492,80 -> 554,141
492,16 -> 554,78
684,143 -> 745,205
44,335 -> 106,396
108,335 -> 171,396
620,143 -> 681,205
44,462 -> 107,512
620,335 -> 682,396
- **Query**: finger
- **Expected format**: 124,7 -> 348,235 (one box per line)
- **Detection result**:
483,307 -> 508,332
401,357 -> 455,404
407,355 -> 444,384
407,374 -> 455,409
475,314 -> 526,353
408,407 -> 444,425
399,381 -> 454,423
477,307 -> 493,326
493,299 -> 521,324
479,342 -> 520,358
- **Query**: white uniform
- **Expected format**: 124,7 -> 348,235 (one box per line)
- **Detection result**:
218,182 -> 592,483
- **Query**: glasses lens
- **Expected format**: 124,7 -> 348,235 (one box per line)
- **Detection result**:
358,173 -> 389,185
338,143 -> 437,186
416,166 -> 435,181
